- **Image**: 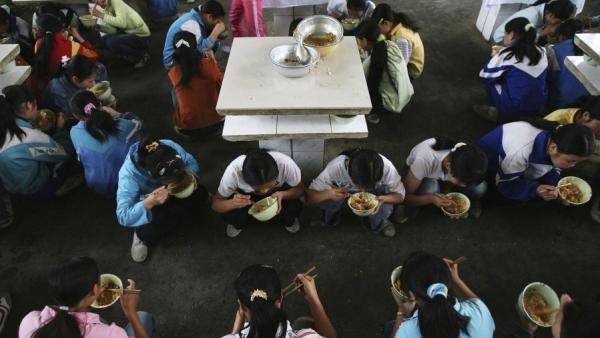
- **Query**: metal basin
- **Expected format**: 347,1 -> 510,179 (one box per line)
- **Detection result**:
269,44 -> 319,78
294,15 -> 343,57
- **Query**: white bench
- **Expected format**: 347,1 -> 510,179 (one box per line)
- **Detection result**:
0,44 -> 31,92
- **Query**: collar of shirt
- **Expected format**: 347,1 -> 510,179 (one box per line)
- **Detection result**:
528,131 -> 552,166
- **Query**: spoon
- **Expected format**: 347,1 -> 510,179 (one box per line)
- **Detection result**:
294,34 -> 311,65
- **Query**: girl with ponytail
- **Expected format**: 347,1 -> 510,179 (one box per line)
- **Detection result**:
384,252 -> 494,338
18,256 -> 155,338
70,90 -> 142,195
222,264 -> 336,338
167,30 -> 224,136
476,18 -> 548,122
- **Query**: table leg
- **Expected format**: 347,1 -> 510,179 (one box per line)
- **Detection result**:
258,139 -> 325,180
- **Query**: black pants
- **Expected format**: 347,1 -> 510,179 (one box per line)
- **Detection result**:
221,185 -> 302,228
136,185 -> 208,245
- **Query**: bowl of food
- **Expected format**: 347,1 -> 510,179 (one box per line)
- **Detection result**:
558,176 -> 592,205
390,266 -> 410,303
341,17 -> 359,31
165,172 -> 196,199
332,114 -> 356,124
269,44 -> 320,78
248,196 -> 279,222
517,282 -> 560,327
441,192 -> 470,219
294,15 -> 344,57
32,109 -> 56,132
347,192 -> 378,216
91,274 -> 123,309
91,81 -> 112,102
79,14 -> 97,28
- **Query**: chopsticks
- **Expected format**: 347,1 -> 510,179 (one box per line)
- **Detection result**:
452,256 -> 467,265
556,182 -> 572,189
282,266 -> 317,298
106,288 -> 142,294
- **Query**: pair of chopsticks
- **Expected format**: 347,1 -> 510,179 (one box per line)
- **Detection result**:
282,266 -> 318,298
556,182 -> 572,189
106,288 -> 142,294
452,256 -> 467,265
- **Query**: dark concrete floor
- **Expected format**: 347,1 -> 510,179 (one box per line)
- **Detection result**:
2,0 -> 600,337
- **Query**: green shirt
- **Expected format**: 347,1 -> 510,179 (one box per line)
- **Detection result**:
99,0 -> 150,37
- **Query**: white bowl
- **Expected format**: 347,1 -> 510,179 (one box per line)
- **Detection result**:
347,192 -> 378,217
91,81 -> 112,102
558,176 -> 592,206
269,44 -> 320,78
390,266 -> 410,303
441,192 -> 470,219
341,18 -> 359,31
79,15 -> 97,28
91,274 -> 123,309
517,282 -> 560,327
248,196 -> 279,222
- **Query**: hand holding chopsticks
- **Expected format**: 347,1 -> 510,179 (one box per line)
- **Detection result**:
106,288 -> 142,295
282,266 -> 318,298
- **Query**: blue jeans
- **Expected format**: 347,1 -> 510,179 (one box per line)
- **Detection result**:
101,34 -> 150,63
417,178 -> 487,198
125,311 -> 156,337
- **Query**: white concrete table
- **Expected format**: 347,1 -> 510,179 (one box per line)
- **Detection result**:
565,56 -> 600,96
575,34 -> 600,63
0,44 -> 31,92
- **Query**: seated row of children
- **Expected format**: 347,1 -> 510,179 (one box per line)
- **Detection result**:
12,252 -> 600,338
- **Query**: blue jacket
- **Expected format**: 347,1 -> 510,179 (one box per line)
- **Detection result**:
42,67 -> 109,114
116,139 -> 200,227
163,8 -> 214,69
478,121 -> 560,201
548,39 -> 590,110
147,0 -> 178,19
0,121 -> 70,195
71,117 -> 142,195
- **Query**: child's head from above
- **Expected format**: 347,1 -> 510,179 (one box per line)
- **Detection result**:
66,55 -> 98,89
346,149 -> 384,191
37,3 -> 71,28
138,139 -> 186,181
543,0 -> 575,26
71,90 -> 118,142
242,150 -> 279,194
503,17 -> 536,47
371,3 -> 419,35
438,141 -> 488,188
172,31 -> 201,87
90,0 -> 109,7
235,265 -> 286,337
39,13 -> 64,34
555,18 -> 583,42
346,0 -> 367,19
572,96 -> 600,139
552,295 -> 600,338
2,85 -> 38,121
200,1 -> 225,29
548,124 -> 595,169
0,7 -> 9,33
0,94 -> 26,148
355,20 -> 381,51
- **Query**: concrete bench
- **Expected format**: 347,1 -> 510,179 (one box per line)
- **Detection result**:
0,44 -> 31,92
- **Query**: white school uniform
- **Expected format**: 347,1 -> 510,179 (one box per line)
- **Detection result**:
222,321 -> 323,338
406,138 -> 451,181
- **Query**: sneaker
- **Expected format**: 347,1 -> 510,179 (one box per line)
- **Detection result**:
0,292 -> 11,334
382,219 -> 396,237
285,218 -> 301,233
134,53 -> 150,69
226,224 -> 243,238
469,199 -> 482,219
131,232 -> 148,263
473,105 -> 499,122
0,192 -> 13,229
366,113 -> 380,124
590,197 -> 600,224
393,205 -> 409,224
55,174 -> 84,197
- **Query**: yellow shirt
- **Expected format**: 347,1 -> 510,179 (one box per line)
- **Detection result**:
545,108 -> 600,158
390,23 -> 424,78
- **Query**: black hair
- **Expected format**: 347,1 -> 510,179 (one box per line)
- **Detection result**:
32,257 -> 100,338
343,148 -> 384,190
36,2 -> 75,28
550,123 -> 596,157
561,301 -> 600,338
0,95 -> 25,148
234,265 -> 287,338
172,31 -> 201,87
242,150 -> 279,187
500,17 -> 542,65
0,6 -> 9,26
371,3 -> 419,32
70,90 -> 117,142
200,1 -> 225,18
63,55 -> 97,84
555,18 -> 583,50
2,84 -> 36,114
288,18 -> 303,37
347,0 -> 367,11
400,252 -> 470,338
355,20 -> 388,112
430,138 -> 488,186
34,14 -> 64,79
532,0 -> 575,20
137,138 -> 187,181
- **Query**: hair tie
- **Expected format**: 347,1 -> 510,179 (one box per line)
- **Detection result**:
426,283 -> 448,299
83,103 -> 96,116
145,141 -> 160,153
45,31 -> 53,35
60,55 -> 71,68
451,142 -> 467,152
250,289 -> 268,302
378,18 -> 384,25
58,306 -> 70,311
377,34 -> 386,42
175,39 -> 190,48
525,23 -> 535,32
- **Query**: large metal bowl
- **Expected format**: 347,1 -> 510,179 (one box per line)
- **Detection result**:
269,44 -> 320,78
294,15 -> 343,57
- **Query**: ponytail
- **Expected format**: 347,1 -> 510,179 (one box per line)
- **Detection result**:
70,90 -> 117,142
371,3 -> 419,32
500,17 -> 541,65
172,31 -> 202,87
2,84 -> 36,115
0,94 -> 25,148
34,14 -> 63,79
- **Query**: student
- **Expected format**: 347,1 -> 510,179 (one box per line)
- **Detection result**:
116,138 -> 209,262
476,18 -> 548,122
327,0 -> 375,23
0,5 -> 33,63
43,55 -> 99,115
546,19 -> 589,110
306,149 -> 405,238
212,150 -> 304,238
163,1 -> 226,69
399,138 -> 488,220
168,31 -> 224,136
355,20 -> 413,124
371,3 -> 424,79
0,87 -> 81,200
492,0 -> 575,44
229,0 -> 265,37
383,252 -> 495,338
70,90 -> 142,195
544,96 -> 600,148
478,121 -> 595,202
222,264 -> 337,338
18,256 -> 155,338
90,0 -> 152,68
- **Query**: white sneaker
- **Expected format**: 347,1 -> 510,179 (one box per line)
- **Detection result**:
226,224 -> 243,238
131,232 -> 148,262
382,219 -> 396,238
285,218 -> 301,233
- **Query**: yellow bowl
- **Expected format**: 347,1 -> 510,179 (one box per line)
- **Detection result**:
558,176 -> 592,205
91,274 -> 123,309
91,81 -> 112,102
32,109 -> 56,132
390,266 -> 410,303
347,192 -> 378,217
441,192 -> 470,219
517,282 -> 560,327
248,196 -> 278,222
79,15 -> 97,28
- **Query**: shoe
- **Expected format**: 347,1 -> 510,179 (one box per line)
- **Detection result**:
469,199 -> 482,219
382,219 -> 396,237
366,113 -> 380,124
590,197 -> 600,224
285,218 -> 301,233
473,105 -> 499,122
0,193 -> 13,229
134,52 -> 150,69
131,232 -> 148,263
393,205 -> 409,224
55,174 -> 84,197
0,292 -> 11,334
226,224 -> 243,238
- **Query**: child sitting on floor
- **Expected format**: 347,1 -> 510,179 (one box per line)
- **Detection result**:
212,150 -> 304,238
327,0 -> 375,24
0,5 -> 33,63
